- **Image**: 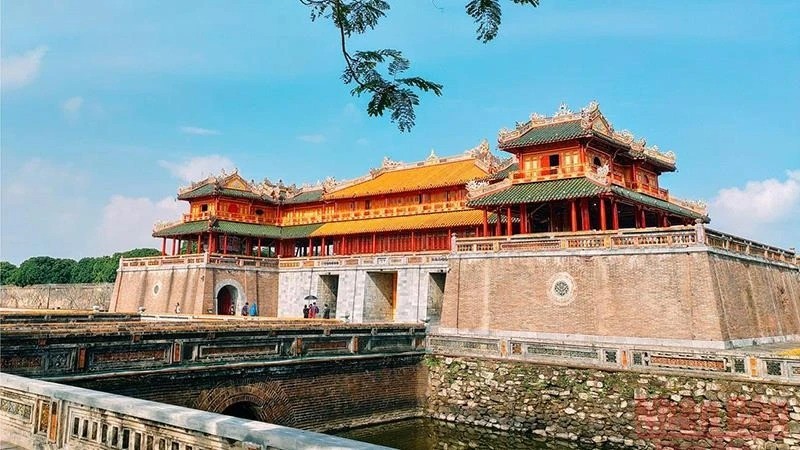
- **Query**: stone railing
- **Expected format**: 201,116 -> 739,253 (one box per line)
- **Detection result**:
120,253 -> 279,269
427,334 -> 800,384
705,227 -> 797,264
454,226 -> 699,253
0,319 -> 427,379
454,225 -> 798,266
0,372 -> 389,450
278,252 -> 449,269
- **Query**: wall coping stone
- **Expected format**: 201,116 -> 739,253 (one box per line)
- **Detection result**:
1,372 -> 392,450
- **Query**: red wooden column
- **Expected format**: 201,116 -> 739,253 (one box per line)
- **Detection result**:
256,238 -> 261,256
494,209 -> 501,236
223,235 -> 228,255
308,238 -> 313,257
161,238 -> 166,256
570,200 -> 578,232
411,231 -> 416,252
506,207 -> 513,236
171,239 -> 176,256
482,210 -> 489,236
197,235 -> 202,254
372,234 -> 377,253
321,237 -> 326,256
520,204 -> 528,234
581,199 -> 590,230
208,232 -> 214,254
640,208 -> 647,228
611,200 -> 619,230
660,213 -> 668,227
599,197 -> 607,231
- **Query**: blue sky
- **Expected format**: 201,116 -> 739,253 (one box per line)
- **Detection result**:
1,1 -> 798,264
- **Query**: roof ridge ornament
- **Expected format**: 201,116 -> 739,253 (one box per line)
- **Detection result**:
426,149 -> 439,163
554,102 -> 573,117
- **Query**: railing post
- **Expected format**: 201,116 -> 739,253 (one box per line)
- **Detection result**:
694,219 -> 706,245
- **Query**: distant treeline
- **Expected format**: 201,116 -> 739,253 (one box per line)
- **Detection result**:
0,248 -> 161,286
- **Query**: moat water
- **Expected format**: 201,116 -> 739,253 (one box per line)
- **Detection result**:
336,418 -> 578,449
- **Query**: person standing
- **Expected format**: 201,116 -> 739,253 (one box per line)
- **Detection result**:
249,302 -> 258,317
309,301 -> 319,319
322,303 -> 331,319
302,304 -> 310,318
242,302 -> 249,316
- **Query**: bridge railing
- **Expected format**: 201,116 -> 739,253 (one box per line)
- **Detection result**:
428,334 -> 800,384
0,372 -> 391,450
453,225 -> 797,266
0,321 -> 427,379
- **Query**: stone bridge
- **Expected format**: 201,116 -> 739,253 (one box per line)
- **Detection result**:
0,311 -> 427,436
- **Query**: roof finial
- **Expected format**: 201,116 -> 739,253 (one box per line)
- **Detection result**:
426,149 -> 439,163
554,102 -> 572,117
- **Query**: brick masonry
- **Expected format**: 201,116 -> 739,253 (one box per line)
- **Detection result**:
111,264 -> 279,317
0,283 -> 113,310
441,247 -> 800,347
67,354 -> 428,433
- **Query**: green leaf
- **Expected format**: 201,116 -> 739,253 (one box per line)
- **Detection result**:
466,0 -> 502,43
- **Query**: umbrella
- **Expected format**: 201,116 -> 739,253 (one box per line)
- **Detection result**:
304,294 -> 318,301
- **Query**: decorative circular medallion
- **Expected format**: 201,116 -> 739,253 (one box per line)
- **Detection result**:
547,272 -> 576,305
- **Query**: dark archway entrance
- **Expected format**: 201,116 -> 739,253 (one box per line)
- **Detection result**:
222,401 -> 261,420
217,285 -> 238,315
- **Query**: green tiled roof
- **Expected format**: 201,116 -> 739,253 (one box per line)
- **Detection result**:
177,184 -> 275,202
483,163 -> 518,182
467,178 -> 607,207
611,186 -> 708,221
214,220 -> 282,238
153,221 -> 209,237
284,190 -> 324,204
499,121 -> 590,149
281,224 -> 323,239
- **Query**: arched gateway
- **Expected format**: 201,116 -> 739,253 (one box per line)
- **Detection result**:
194,381 -> 297,426
216,285 -> 238,315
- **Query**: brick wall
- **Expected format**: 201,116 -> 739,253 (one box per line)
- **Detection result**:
69,354 -> 428,433
441,248 -> 800,347
0,283 -> 113,310
112,265 -> 279,315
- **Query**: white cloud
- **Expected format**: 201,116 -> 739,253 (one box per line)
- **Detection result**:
62,96 -> 84,119
0,158 -> 91,263
1,46 -> 48,90
709,170 -> 800,247
179,126 -> 220,136
297,134 -> 326,144
157,155 -> 236,182
95,196 -> 187,255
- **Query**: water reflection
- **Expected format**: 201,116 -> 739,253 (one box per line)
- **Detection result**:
336,418 -> 578,450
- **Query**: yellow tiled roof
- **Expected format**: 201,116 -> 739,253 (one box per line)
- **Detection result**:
325,159 -> 488,199
311,210 -> 487,236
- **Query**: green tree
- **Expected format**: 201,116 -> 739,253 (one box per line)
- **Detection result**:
71,257 -> 97,283
10,257 -> 76,286
0,261 -> 18,285
300,0 -> 539,131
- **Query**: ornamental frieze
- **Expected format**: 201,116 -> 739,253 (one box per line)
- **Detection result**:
0,397 -> 33,422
